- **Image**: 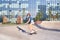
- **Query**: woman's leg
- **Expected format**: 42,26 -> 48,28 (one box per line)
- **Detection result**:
28,24 -> 36,33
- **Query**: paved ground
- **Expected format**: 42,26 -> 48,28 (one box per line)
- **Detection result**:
0,21 -> 60,40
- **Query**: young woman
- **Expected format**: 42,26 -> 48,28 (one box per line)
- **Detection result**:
26,13 -> 37,35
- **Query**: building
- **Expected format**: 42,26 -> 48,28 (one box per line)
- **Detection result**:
38,5 -> 47,20
0,0 -> 29,16
46,0 -> 60,20
0,0 -> 60,21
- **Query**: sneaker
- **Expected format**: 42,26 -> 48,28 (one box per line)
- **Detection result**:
29,32 -> 37,35
28,33 -> 33,35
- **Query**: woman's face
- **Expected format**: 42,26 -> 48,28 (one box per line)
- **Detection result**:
27,15 -> 30,17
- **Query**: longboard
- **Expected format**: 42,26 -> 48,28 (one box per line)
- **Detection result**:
17,26 -> 37,35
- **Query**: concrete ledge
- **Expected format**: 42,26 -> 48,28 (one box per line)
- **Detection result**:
40,21 -> 60,29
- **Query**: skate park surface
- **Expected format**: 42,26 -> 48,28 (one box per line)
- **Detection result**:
0,21 -> 60,40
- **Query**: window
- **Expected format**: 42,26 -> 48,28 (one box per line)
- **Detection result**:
0,11 -> 2,16
22,0 -> 28,1
0,4 -> 3,7
3,0 -> 10,1
36,2 -> 40,5
1,4 -> 9,8
2,11 -> 7,15
11,0 -> 17,1
5,4 -> 9,8
21,3 -> 29,8
17,1 -> 19,3
10,4 -> 19,8
2,0 -> 4,1
14,11 -> 18,15
46,0 -> 50,1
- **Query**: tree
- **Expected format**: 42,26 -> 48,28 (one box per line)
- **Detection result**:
56,12 -> 59,19
48,9 -> 52,20
22,8 -> 25,18
35,11 -> 43,21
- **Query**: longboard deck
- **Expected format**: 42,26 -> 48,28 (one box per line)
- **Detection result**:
17,26 -> 28,33
17,26 -> 37,35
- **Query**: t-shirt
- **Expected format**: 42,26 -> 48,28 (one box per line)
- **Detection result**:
26,16 -> 34,24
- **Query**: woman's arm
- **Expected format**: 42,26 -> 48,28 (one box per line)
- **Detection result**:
26,18 -> 30,24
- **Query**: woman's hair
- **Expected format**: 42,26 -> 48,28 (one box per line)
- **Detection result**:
27,13 -> 31,16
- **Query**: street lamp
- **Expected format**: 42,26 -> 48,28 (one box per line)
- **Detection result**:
47,2 -> 51,20
57,2 -> 59,20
